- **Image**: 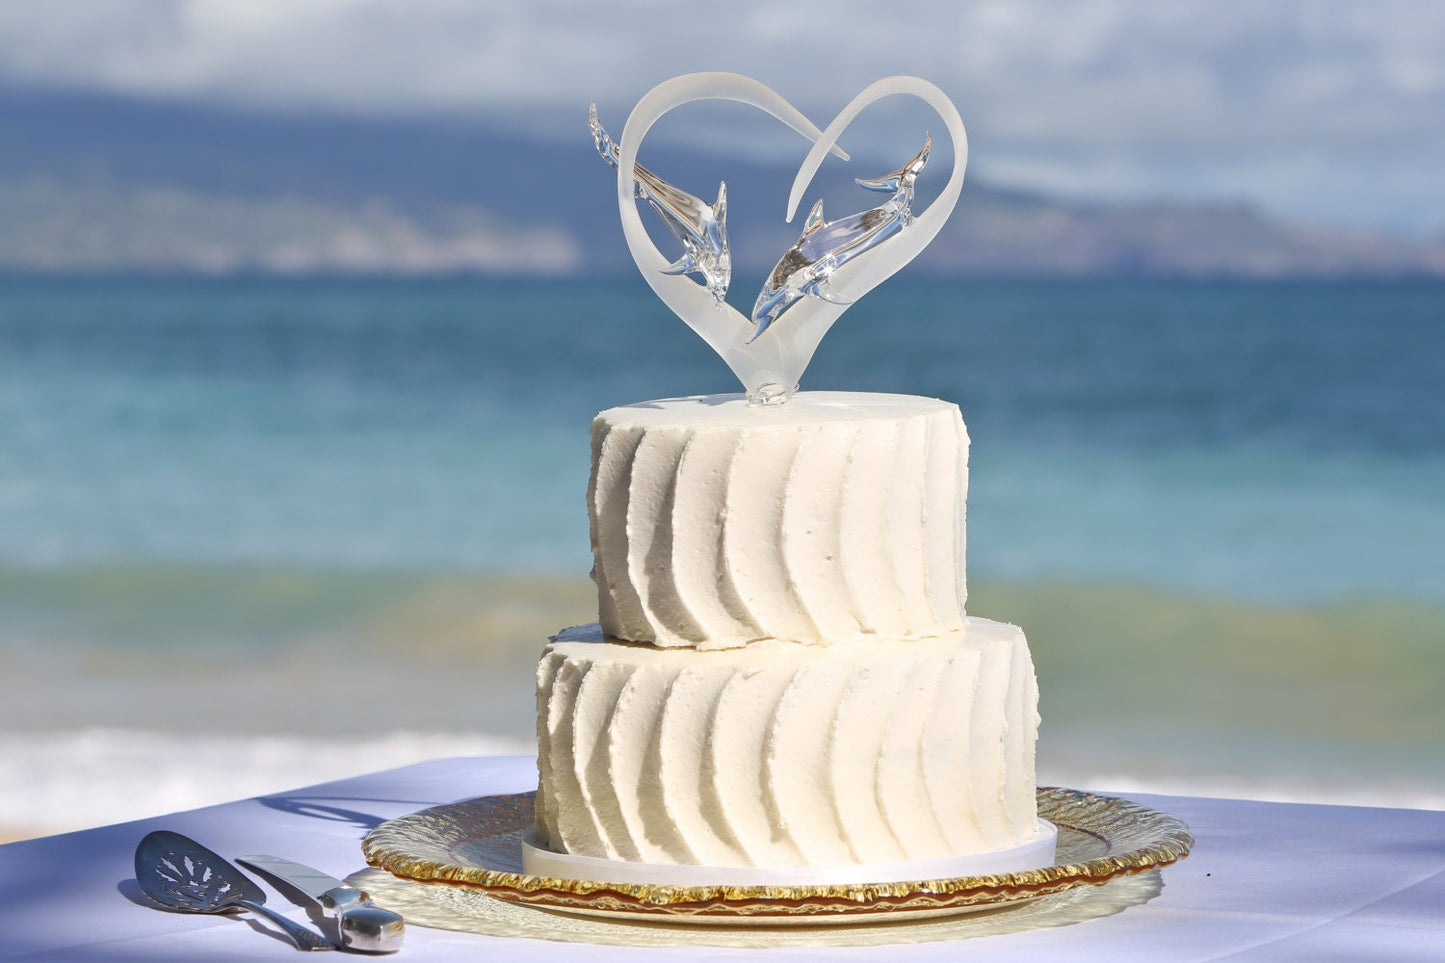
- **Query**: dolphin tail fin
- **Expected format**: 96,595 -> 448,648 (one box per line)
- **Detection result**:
854,173 -> 901,193
855,132 -> 932,193
588,103 -> 621,170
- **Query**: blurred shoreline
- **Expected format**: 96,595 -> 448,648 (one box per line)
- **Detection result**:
3,567 -> 1442,841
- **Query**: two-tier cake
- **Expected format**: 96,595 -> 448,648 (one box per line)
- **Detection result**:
529,73 -> 1047,882
532,392 -> 1043,877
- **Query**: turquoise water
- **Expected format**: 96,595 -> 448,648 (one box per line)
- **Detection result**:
1,275 -> 1441,602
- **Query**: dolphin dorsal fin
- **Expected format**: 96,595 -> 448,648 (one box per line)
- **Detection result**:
713,181 -> 727,220
803,199 -> 826,235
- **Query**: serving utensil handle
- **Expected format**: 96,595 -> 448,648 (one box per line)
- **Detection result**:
236,899 -> 334,952
336,904 -> 405,953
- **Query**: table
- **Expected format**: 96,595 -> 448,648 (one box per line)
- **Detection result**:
1,756 -> 1442,961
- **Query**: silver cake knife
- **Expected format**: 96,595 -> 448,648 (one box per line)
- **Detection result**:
238,855 -> 404,954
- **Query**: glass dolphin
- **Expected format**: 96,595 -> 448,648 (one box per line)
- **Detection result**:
749,134 -> 931,342
589,104 -> 731,306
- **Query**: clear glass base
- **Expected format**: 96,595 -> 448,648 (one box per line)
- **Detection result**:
746,382 -> 798,406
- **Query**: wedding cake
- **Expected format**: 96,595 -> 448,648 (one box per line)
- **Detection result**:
530,73 -> 1044,879
533,392 -> 1041,872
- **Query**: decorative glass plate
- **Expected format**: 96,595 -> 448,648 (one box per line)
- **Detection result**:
361,787 -> 1192,926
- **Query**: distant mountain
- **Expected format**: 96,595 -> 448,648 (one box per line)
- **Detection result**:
928,188 -> 1445,278
2,85 -> 1442,278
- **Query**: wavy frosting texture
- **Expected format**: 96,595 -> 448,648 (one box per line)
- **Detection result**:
535,619 -> 1039,868
589,392 -> 970,649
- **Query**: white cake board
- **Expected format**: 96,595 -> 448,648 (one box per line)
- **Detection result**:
522,820 -> 1058,887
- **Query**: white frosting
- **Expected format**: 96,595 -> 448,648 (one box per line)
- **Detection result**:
588,392 -> 969,649
535,618 -> 1039,869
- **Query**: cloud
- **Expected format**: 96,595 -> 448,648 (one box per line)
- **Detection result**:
0,0 -> 1441,232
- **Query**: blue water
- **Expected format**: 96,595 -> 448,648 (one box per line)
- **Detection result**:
1,275 -> 1442,603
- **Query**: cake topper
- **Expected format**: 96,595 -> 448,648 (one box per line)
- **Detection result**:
597,73 -> 967,406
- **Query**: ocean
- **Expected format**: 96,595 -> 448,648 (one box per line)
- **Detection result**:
2,275 -> 1441,600
1,275 -> 1442,835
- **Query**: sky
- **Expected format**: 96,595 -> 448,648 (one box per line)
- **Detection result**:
0,0 -> 1441,235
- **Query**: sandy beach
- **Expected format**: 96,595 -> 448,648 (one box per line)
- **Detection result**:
4,567 -> 1441,842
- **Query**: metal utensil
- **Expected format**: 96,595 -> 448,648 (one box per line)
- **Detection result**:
238,855 -> 404,953
134,830 -> 334,952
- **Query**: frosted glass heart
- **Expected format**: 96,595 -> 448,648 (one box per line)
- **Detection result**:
612,74 -> 967,404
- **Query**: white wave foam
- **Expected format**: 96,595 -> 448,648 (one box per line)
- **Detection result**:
0,728 -> 531,838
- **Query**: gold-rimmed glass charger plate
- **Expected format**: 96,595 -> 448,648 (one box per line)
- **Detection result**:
361,787 -> 1192,926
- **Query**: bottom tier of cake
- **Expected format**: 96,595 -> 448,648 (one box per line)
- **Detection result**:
535,617 -> 1039,870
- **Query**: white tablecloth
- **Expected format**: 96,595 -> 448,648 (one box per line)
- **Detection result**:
1,756 -> 1442,961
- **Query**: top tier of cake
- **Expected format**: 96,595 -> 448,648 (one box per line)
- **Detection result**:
589,391 -> 970,649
